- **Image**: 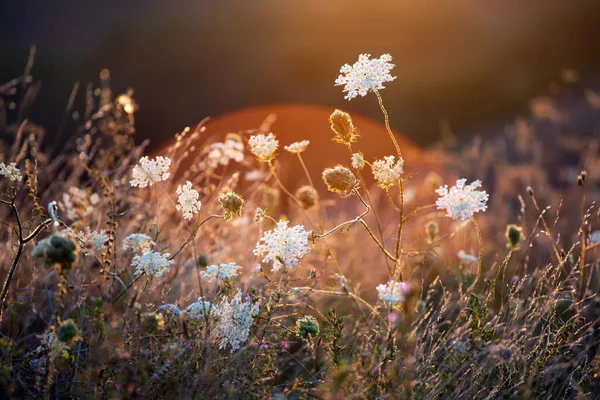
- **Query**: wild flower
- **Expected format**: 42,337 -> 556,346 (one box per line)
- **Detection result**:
0,162 -> 22,182
214,289 -> 259,352
329,109 -> 359,145
284,140 -> 310,154
322,166 -> 356,195
218,192 -> 244,221
32,232 -> 78,270
122,233 -> 155,254
158,304 -> 181,316
248,133 -> 278,162
78,227 -> 108,252
131,250 -> 174,278
335,53 -> 396,100
176,181 -> 202,220
254,207 -> 265,222
371,155 -> 404,189
59,187 -> 99,221
254,220 -> 311,272
457,250 -> 478,263
201,262 -> 243,282
206,138 -> 244,169
130,156 -> 171,188
245,169 -> 265,182
184,298 -> 214,320
351,152 -> 365,170
376,280 -> 409,304
590,230 -> 600,245
296,315 -> 319,339
436,179 -> 489,220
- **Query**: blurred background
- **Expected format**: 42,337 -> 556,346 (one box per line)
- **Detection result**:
2,0 -> 600,148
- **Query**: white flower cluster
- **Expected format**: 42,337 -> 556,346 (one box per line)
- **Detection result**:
0,162 -> 22,182
185,298 -> 214,320
131,250 -> 174,278
214,289 -> 259,352
248,133 -> 278,162
122,233 -> 155,254
335,53 -> 396,100
59,187 -> 100,221
436,179 -> 489,220
371,155 -> 404,189
351,153 -> 365,170
284,140 -> 310,154
201,262 -> 243,282
205,139 -> 244,169
245,169 -> 265,182
78,227 -> 108,252
130,156 -> 171,188
158,303 -> 182,316
376,280 -> 409,304
254,220 -> 311,272
176,181 -> 202,220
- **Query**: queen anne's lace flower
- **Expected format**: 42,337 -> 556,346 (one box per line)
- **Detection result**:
377,280 -> 409,304
284,140 -> 310,154
0,162 -> 22,181
206,139 -> 244,169
436,179 -> 489,220
59,187 -> 99,221
130,156 -> 171,188
214,289 -> 259,352
335,53 -> 396,100
457,250 -> 478,263
78,227 -> 108,252
176,181 -> 202,220
254,220 -> 311,272
351,153 -> 365,170
372,155 -> 404,189
131,251 -> 174,278
248,133 -> 278,162
201,262 -> 242,282
185,298 -> 214,320
122,233 -> 155,254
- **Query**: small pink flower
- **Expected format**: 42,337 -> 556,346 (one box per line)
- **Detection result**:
281,341 -> 288,350
388,312 -> 398,325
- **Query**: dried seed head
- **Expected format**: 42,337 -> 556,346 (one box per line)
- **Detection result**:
322,166 -> 357,195
329,109 -> 359,145
260,186 -> 280,211
505,224 -> 523,248
295,185 -> 318,209
218,192 -> 244,221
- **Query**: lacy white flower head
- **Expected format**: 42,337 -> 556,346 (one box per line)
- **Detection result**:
214,289 -> 259,352
377,280 -> 409,304
131,250 -> 174,278
253,220 -> 311,272
176,181 -> 202,220
201,262 -> 243,282
158,303 -> 181,316
206,138 -> 244,169
122,233 -> 155,254
248,133 -> 278,163
372,155 -> 404,189
436,179 -> 489,220
457,250 -> 478,263
184,298 -> 214,320
351,152 -> 365,170
78,227 -> 108,253
59,187 -> 100,221
284,140 -> 310,154
245,169 -> 265,182
335,53 -> 396,100
130,156 -> 171,188
0,162 -> 22,182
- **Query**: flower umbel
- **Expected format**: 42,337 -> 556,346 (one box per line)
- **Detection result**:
122,233 -> 155,254
335,53 -> 396,100
218,192 -> 244,222
130,156 -> 171,188
436,179 -> 489,220
131,251 -> 174,278
214,289 -> 259,352
254,220 -> 311,272
176,181 -> 202,220
201,262 -> 243,282
284,140 -> 310,154
0,162 -> 22,182
377,280 -> 409,304
371,155 -> 404,189
248,133 -> 278,163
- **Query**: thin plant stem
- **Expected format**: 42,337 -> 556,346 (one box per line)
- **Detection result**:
470,216 -> 484,290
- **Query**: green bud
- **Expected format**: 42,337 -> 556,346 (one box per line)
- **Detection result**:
295,315 -> 319,339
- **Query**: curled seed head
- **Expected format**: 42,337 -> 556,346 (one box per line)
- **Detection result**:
329,109 -> 359,145
322,166 -> 357,195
